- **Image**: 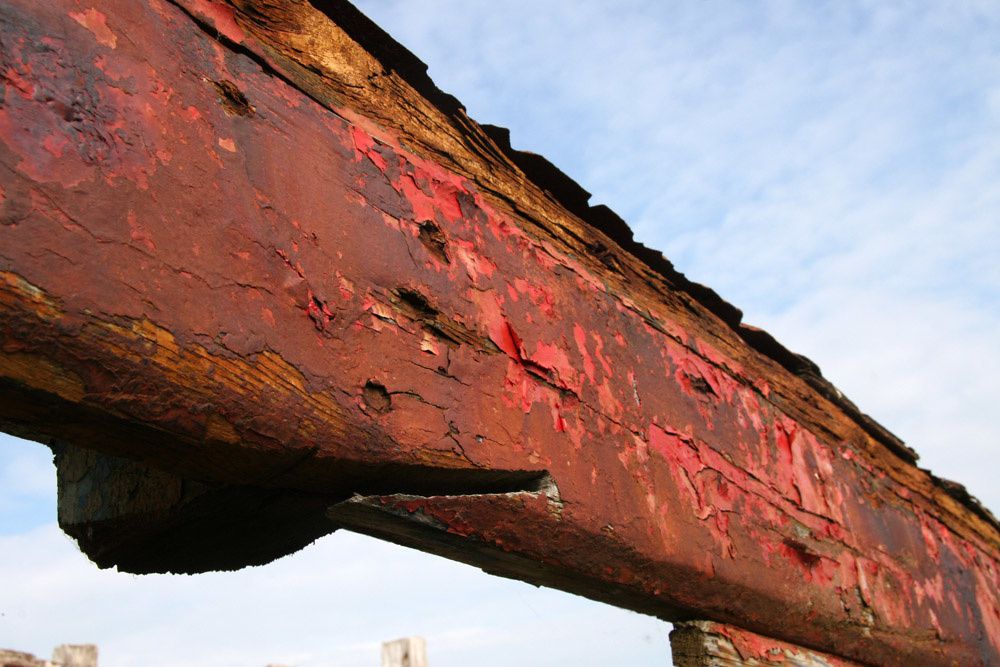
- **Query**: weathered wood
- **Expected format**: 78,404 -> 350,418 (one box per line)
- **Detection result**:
0,1 -> 998,665
381,637 -> 427,667
48,646 -> 96,667
54,444 -> 336,572
0,644 -> 97,667
670,622 -> 861,667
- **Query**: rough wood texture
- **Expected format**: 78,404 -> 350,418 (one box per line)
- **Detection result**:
48,647 -> 96,667
0,1 -> 998,665
0,645 -> 97,667
54,444 -> 336,572
670,622 -> 861,667
381,637 -> 428,667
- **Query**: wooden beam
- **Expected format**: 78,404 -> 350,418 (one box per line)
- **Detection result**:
0,1 -> 997,664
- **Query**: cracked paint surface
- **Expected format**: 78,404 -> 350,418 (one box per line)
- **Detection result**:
671,620 -> 864,667
0,1 -> 998,665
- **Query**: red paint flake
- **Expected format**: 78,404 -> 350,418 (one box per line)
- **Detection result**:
779,540 -> 820,578
975,566 -> 1000,657
366,148 -> 387,171
596,381 -> 624,423
563,415 -> 587,450
917,571 -> 946,606
41,133 -> 68,158
337,274 -> 356,301
126,211 -> 156,252
591,332 -> 614,377
69,8 -> 117,49
350,124 -> 376,158
770,418 -> 839,520
3,67 -> 35,98
512,278 -> 555,316
306,289 -> 334,332
696,338 -> 745,377
648,424 -> 703,474
184,0 -> 246,44
493,319 -> 524,361
664,339 -> 739,405
454,239 -> 497,281
501,362 -> 537,413
551,403 -> 567,432
486,210 -> 519,241
531,340 -> 581,394
397,173 -> 437,222
573,324 -> 596,385
435,183 -> 464,223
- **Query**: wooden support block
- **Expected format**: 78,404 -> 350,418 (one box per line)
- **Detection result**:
670,622 -> 863,667
54,444 -> 338,573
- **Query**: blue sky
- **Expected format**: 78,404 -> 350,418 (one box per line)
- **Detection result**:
2,2 -> 998,665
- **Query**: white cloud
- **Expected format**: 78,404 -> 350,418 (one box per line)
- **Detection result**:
356,0 -> 1000,512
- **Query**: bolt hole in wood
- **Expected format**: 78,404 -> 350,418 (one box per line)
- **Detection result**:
418,221 -> 450,263
363,379 -> 392,413
210,79 -> 255,116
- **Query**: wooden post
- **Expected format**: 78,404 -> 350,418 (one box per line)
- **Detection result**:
50,645 -> 98,667
0,644 -> 97,667
670,622 -> 862,667
381,637 -> 428,667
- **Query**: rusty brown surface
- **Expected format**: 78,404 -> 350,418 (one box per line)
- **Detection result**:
0,1 -> 998,665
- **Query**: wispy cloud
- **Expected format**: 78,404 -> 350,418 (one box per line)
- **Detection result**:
358,0 -> 1000,512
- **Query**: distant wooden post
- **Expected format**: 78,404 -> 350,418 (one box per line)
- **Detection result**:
0,644 -> 97,667
51,645 -> 98,667
381,637 -> 428,667
670,622 -> 863,667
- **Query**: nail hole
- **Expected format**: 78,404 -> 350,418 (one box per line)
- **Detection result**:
210,79 -> 255,117
418,221 -> 449,264
363,380 -> 391,413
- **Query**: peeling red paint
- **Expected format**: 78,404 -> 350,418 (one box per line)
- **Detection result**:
181,0 -> 247,43
1,1 -> 997,664
69,8 -> 118,49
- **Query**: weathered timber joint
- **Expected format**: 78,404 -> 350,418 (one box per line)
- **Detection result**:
55,444 -> 339,574
1,0 -> 998,665
53,441 -> 558,574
